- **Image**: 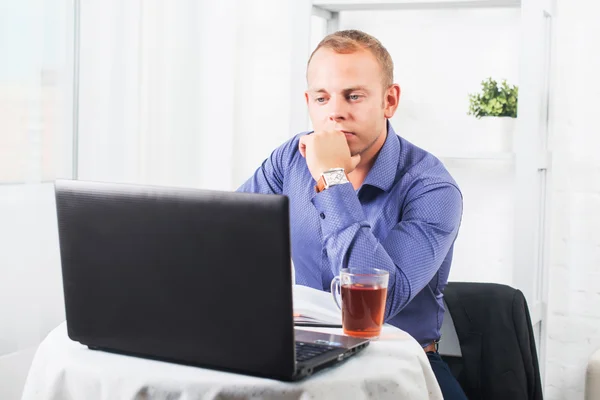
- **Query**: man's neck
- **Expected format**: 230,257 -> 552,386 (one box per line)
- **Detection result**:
348,129 -> 387,190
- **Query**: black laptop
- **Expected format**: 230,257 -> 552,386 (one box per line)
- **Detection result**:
54,179 -> 369,381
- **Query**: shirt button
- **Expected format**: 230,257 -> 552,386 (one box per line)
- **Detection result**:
320,212 -> 326,219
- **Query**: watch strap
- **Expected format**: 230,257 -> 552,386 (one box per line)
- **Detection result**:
315,175 -> 326,193
315,168 -> 348,193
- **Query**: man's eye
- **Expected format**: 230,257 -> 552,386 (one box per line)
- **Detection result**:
316,97 -> 326,103
349,94 -> 360,101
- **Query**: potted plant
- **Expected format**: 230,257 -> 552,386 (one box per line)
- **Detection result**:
467,77 -> 518,152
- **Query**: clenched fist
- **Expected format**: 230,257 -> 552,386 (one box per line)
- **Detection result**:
299,126 -> 361,182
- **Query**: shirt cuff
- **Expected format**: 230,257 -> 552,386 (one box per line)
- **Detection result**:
311,183 -> 366,238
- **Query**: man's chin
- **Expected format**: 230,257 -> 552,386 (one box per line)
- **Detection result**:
350,148 -> 364,157
347,141 -> 362,157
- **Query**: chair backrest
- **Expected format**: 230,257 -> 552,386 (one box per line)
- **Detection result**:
442,282 -> 543,400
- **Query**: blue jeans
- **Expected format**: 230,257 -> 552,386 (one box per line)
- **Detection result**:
427,351 -> 468,400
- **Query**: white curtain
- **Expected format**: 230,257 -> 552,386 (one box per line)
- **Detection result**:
77,0 -> 312,190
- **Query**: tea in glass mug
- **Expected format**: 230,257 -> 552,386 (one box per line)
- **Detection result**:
331,268 -> 389,339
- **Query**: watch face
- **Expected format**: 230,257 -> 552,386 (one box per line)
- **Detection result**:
324,169 -> 348,186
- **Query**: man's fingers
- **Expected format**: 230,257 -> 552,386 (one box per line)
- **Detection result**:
299,143 -> 306,158
298,136 -> 308,158
349,154 -> 361,171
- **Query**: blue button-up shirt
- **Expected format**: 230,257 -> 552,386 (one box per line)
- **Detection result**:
238,122 -> 463,346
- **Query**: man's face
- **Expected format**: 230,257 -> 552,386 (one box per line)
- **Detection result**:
305,48 -> 393,156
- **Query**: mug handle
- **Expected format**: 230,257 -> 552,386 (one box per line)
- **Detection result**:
330,276 -> 342,311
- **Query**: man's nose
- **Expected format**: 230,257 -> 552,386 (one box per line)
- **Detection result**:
328,96 -> 347,122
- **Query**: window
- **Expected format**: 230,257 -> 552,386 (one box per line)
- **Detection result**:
0,1 -> 74,184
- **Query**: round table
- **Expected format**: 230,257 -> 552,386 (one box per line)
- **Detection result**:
22,285 -> 442,400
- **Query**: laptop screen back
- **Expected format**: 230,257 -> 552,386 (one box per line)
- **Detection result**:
55,179 -> 296,379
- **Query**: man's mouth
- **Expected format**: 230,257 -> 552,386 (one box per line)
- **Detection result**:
341,130 -> 355,136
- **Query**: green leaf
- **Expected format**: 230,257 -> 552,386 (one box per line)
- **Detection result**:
467,77 -> 518,118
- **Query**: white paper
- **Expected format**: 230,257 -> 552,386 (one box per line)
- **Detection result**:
292,285 -> 342,325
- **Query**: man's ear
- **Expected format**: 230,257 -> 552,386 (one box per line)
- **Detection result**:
384,84 -> 401,119
304,92 -> 310,106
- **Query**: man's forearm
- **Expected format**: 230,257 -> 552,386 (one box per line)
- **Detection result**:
311,182 -> 461,321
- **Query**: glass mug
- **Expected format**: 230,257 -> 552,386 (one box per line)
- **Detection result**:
330,268 -> 389,339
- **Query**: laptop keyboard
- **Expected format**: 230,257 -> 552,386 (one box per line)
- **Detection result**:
295,341 -> 337,362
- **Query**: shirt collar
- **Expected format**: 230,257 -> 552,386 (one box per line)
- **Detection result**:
361,120 -> 400,192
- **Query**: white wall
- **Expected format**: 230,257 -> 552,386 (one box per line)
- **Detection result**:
339,8 -> 521,284
544,0 -> 600,398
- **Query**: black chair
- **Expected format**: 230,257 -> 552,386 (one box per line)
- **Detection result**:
438,282 -> 543,400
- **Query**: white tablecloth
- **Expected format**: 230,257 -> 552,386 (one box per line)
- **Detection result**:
22,285 -> 442,400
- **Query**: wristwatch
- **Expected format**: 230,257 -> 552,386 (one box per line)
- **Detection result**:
315,168 -> 349,193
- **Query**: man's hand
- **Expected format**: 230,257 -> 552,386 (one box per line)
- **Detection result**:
299,126 -> 361,181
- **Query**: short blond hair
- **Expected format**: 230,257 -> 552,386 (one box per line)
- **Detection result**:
307,29 -> 394,88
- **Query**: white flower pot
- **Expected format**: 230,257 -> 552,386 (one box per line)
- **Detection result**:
413,116 -> 516,158
464,116 -> 516,153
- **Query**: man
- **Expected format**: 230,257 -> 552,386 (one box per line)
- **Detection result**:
238,29 -> 466,399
